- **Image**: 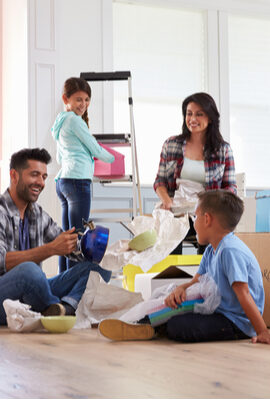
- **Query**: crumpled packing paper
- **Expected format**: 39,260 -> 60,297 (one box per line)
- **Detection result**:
155,179 -> 205,216
75,271 -> 143,328
3,299 -> 43,332
100,209 -> 190,273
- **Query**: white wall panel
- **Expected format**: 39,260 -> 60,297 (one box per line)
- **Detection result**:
35,0 -> 55,50
35,63 -> 55,152
29,0 -> 59,275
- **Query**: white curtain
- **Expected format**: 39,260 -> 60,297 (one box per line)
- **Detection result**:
229,14 -> 270,188
113,1 -> 206,184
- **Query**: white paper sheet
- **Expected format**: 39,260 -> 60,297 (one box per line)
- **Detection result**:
3,299 -> 43,332
100,209 -> 190,273
75,271 -> 143,328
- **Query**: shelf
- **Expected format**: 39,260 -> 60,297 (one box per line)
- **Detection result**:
93,175 -> 132,183
80,71 -> 131,82
90,217 -> 133,223
81,70 -> 142,218
93,133 -> 131,146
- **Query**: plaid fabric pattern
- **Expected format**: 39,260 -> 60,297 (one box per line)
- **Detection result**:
153,136 -> 237,197
0,189 -> 63,275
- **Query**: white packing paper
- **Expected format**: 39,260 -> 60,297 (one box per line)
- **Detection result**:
75,271 -> 143,328
3,299 -> 43,332
155,179 -> 205,216
100,209 -> 190,273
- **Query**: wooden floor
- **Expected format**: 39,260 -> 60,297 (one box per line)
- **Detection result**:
0,326 -> 270,399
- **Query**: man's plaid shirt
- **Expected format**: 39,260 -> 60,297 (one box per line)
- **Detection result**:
0,189 -> 62,275
153,136 -> 237,197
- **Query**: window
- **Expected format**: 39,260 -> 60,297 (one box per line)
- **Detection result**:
113,1 -> 206,184
229,14 -> 270,188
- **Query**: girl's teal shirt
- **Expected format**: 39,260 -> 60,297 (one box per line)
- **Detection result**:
51,111 -> 114,181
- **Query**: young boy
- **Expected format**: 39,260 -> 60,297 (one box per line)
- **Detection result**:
99,190 -> 270,344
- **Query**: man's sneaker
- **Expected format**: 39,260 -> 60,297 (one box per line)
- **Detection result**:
42,303 -> 66,316
61,302 -> 76,316
98,319 -> 155,341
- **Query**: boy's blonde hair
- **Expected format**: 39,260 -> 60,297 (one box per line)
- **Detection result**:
197,190 -> 244,231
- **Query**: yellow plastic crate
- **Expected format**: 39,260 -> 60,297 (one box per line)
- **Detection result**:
122,254 -> 202,292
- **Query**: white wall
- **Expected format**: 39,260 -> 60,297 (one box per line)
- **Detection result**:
1,0 -> 28,190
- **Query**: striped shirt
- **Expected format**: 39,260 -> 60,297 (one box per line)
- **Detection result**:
153,136 -> 237,197
0,189 -> 82,275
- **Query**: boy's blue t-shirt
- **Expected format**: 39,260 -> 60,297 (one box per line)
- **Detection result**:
198,232 -> 265,337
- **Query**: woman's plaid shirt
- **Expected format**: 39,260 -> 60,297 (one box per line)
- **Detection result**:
153,136 -> 236,197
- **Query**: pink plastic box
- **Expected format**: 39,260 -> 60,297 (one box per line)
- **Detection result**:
94,143 -> 125,177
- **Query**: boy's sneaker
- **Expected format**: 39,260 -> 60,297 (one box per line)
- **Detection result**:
98,319 -> 155,341
42,303 -> 66,316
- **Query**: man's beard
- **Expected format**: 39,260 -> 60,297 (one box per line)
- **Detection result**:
16,179 -> 42,203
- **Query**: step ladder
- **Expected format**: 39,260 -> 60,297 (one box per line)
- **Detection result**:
80,71 -> 142,223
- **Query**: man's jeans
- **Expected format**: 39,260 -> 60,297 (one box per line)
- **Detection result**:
56,178 -> 91,272
0,260 -> 111,325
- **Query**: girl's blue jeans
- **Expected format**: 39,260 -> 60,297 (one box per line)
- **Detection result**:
56,178 -> 91,272
0,260 -> 104,325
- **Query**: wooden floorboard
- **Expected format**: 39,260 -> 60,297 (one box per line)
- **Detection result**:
0,326 -> 269,399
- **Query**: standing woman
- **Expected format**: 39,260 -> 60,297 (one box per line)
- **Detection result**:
52,77 -> 114,272
154,92 -> 236,254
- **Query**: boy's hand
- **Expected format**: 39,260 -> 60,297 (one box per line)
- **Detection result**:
252,330 -> 270,344
165,286 -> 186,309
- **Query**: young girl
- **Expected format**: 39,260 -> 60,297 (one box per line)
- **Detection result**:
52,77 -> 114,272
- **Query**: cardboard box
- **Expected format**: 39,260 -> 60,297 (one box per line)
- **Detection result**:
236,233 -> 270,327
151,266 -> 194,293
94,143 -> 125,177
235,197 -> 256,233
134,265 -> 198,300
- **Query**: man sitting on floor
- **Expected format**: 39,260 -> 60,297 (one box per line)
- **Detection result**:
99,190 -> 270,345
0,148 -> 111,325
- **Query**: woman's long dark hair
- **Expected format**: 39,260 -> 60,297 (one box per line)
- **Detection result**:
180,92 -> 225,159
63,77 -> 91,127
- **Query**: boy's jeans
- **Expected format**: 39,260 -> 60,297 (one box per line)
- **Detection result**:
0,260 -> 110,325
166,312 -> 250,342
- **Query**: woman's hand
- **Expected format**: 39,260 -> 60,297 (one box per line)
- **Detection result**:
156,187 -> 173,210
161,198 -> 173,210
165,286 -> 186,309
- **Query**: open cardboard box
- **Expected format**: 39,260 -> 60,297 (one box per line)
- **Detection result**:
134,265 -> 197,300
151,265 -> 196,293
236,233 -> 270,327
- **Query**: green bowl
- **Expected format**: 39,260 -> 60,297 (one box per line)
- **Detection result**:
40,316 -> 76,333
128,229 -> 157,252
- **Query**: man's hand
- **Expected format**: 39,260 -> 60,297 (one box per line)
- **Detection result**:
165,286 -> 186,309
49,227 -> 78,256
252,330 -> 270,344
